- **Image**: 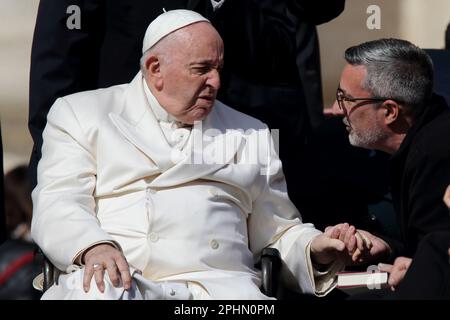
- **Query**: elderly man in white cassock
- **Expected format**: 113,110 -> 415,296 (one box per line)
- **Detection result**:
32,10 -> 353,300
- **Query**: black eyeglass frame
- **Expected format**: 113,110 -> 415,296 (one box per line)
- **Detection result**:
336,87 -> 402,111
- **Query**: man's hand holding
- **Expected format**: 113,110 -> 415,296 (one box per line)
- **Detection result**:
322,224 -> 391,265
378,256 -> 412,290
82,243 -> 132,293
314,223 -> 369,265
350,229 -> 391,264
310,225 -> 347,266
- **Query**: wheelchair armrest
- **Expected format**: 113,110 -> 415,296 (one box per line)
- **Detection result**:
43,254 -> 56,291
260,247 -> 281,298
34,248 -> 58,292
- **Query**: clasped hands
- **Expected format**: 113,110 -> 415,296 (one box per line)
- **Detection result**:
311,223 -> 413,290
310,223 -> 390,266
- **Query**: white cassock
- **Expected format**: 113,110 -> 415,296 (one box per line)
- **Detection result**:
31,72 -> 342,300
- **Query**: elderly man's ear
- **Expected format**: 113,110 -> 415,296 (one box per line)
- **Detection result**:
145,55 -> 164,89
381,100 -> 400,125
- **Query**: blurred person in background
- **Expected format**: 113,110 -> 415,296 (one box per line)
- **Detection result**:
0,166 -> 40,300
4,166 -> 33,242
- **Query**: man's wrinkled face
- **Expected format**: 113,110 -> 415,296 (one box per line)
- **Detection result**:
156,22 -> 224,124
334,64 -> 388,149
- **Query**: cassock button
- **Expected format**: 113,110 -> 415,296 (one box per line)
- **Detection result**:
210,239 -> 219,250
149,232 -> 159,242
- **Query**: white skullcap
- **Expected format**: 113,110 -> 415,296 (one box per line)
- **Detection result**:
142,9 -> 210,53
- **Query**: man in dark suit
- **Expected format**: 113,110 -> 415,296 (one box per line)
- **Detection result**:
28,1 -> 347,220
207,1 -> 346,214
329,39 -> 450,293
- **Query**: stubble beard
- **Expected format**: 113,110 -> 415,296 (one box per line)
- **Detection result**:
348,123 -> 387,150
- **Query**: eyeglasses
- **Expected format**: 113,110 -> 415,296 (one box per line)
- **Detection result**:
336,87 -> 398,112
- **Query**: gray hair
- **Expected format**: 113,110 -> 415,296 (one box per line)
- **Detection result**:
139,42 -> 172,75
345,38 -> 434,117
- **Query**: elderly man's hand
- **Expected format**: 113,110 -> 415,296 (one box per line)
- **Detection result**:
349,229 -> 391,264
324,223 -> 371,263
378,256 -> 412,290
310,224 -> 348,265
325,223 -> 391,265
312,223 -> 374,266
319,224 -> 391,265
82,244 -> 132,293
315,223 -> 370,266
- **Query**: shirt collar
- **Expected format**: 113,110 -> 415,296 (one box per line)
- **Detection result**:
142,76 -> 177,123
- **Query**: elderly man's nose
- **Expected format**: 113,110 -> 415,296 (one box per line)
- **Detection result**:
207,69 -> 221,90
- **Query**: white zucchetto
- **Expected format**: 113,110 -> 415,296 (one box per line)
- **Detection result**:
142,9 -> 210,53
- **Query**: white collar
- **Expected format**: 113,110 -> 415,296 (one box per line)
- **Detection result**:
142,76 -> 177,123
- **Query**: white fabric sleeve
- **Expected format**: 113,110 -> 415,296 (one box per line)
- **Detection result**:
31,97 -> 119,272
248,127 -> 342,295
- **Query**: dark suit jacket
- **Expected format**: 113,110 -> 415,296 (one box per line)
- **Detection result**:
388,94 -> 450,257
210,0 -> 345,136
207,0 -> 345,214
28,0 -> 211,187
